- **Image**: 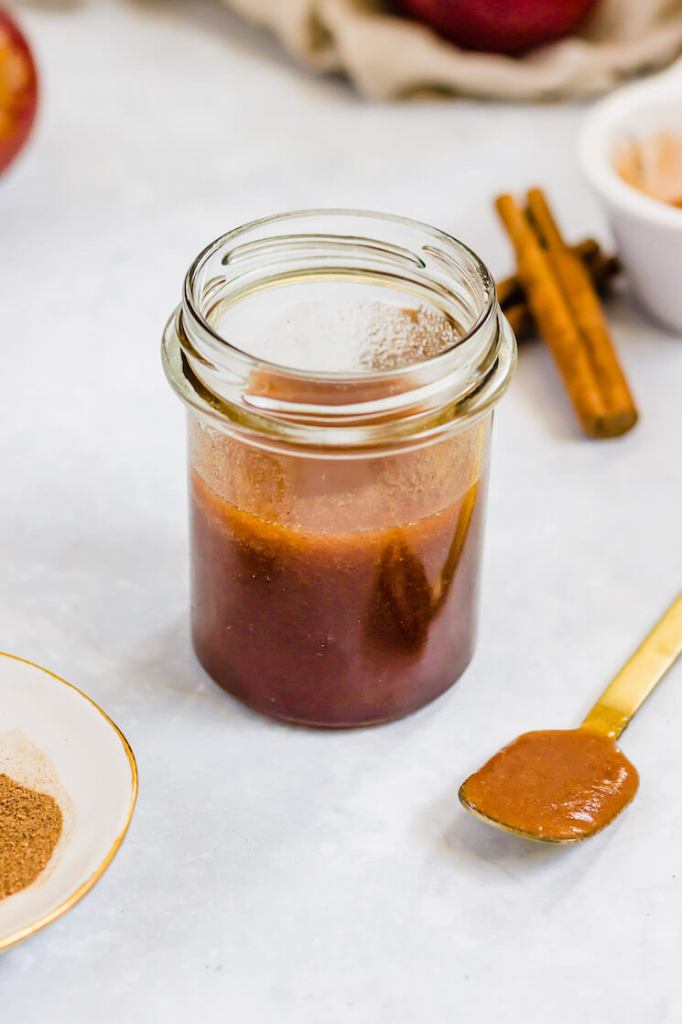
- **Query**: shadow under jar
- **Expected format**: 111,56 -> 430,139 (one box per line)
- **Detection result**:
163,211 -> 515,727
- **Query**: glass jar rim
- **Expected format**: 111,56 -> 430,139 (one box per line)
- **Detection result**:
183,208 -> 497,382
162,209 -> 516,453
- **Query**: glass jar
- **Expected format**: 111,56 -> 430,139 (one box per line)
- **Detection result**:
162,211 -> 515,727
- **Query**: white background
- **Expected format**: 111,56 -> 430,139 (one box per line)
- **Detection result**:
2,2 -> 682,1020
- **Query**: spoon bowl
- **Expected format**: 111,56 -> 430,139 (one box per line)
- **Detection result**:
459,593 -> 682,844
459,727 -> 639,844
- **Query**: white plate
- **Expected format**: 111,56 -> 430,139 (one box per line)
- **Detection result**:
0,652 -> 137,952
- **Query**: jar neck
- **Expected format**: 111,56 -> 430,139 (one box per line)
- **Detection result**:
162,210 -> 516,453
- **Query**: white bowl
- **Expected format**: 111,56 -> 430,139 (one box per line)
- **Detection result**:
580,61 -> 682,333
0,652 -> 137,952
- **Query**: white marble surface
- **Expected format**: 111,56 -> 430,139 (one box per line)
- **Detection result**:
2,2 -> 682,1020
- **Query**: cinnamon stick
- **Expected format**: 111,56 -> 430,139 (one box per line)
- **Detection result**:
495,194 -> 610,438
503,301 -> 534,341
499,242 -> 620,342
526,188 -> 637,436
497,238 -> 601,308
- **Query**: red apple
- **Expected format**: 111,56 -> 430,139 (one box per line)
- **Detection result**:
0,8 -> 38,174
397,0 -> 599,55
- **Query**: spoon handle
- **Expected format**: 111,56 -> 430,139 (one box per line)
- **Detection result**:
582,592 -> 682,740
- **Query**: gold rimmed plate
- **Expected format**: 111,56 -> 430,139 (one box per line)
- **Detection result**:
0,652 -> 137,952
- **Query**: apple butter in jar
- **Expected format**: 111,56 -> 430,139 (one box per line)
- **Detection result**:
163,211 -> 515,726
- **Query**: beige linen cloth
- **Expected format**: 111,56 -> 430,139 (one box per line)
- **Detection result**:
222,0 -> 682,99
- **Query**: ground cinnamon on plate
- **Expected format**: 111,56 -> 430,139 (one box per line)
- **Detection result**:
0,772 -> 63,900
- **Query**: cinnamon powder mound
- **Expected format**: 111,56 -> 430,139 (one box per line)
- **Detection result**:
616,133 -> 682,208
0,773 -> 63,901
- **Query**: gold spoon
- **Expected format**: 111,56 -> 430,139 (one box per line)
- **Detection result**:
459,592 -> 682,844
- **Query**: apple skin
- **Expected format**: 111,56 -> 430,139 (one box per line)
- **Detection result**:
396,0 -> 599,55
0,8 -> 38,175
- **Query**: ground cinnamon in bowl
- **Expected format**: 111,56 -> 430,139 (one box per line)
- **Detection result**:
616,132 -> 682,208
0,773 -> 63,901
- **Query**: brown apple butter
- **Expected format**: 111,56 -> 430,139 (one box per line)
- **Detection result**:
190,465 -> 487,727
460,729 -> 639,841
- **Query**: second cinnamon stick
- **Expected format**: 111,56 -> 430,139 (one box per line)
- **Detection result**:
526,188 -> 637,436
495,194 -> 611,438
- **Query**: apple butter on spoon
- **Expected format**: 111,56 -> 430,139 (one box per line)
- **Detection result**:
460,593 -> 682,843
